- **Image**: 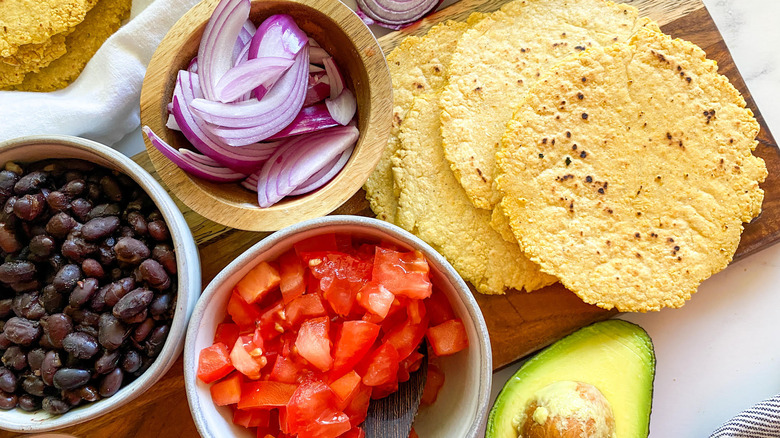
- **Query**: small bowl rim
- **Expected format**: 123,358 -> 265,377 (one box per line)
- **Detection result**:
183,215 -> 492,438
0,134 -> 201,432
140,0 -> 393,232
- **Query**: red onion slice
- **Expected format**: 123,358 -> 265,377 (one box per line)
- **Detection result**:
215,57 -> 294,103
288,144 -> 353,196
249,14 -> 308,61
166,114 -> 180,131
322,57 -> 344,98
356,0 -> 441,27
309,46 -> 329,65
198,0 -> 251,101
267,103 -> 339,140
325,88 -> 357,125
143,126 -> 249,182
303,74 -> 330,106
256,125 -> 358,207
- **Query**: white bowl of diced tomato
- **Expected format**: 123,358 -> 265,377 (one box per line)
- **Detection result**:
183,215 -> 492,438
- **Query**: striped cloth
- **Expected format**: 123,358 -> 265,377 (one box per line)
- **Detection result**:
711,395 -> 780,437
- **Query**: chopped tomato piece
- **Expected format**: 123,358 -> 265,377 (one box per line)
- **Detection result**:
397,351 -> 424,383
236,261 -> 281,304
238,381 -> 298,409
383,314 -> 429,361
230,335 -> 266,380
406,299 -> 427,325
270,354 -> 301,384
361,342 -> 399,387
372,247 -> 432,299
285,379 -> 348,437
296,317 -> 333,371
233,408 -> 270,428
285,293 -> 327,328
214,322 -> 240,348
210,372 -> 242,406
426,319 -> 469,356
371,380 -> 399,400
344,383 -> 371,426
227,291 -> 262,331
197,342 -> 234,384
331,320 -> 380,378
310,253 -> 372,316
421,363 -> 445,405
279,250 -> 306,304
294,234 -> 338,259
329,370 -> 361,410
356,281 -> 394,319
426,287 -> 456,326
257,301 -> 288,341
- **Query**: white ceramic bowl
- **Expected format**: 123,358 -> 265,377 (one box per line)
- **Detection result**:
184,215 -> 492,437
0,135 -> 201,432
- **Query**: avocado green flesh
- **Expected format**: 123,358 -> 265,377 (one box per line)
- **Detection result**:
486,319 -> 655,438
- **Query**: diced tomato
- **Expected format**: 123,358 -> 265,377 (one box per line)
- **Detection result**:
344,383 -> 371,426
285,379 -> 347,436
233,408 -> 270,428
230,335 -> 266,380
309,253 -> 372,316
397,350 -> 424,383
421,363 -> 445,405
406,299 -> 427,325
296,317 -> 333,372
197,342 -> 234,384
372,247 -> 432,299
210,372 -> 242,406
285,293 -> 327,328
383,314 -> 429,361
294,234 -> 338,259
331,320 -> 380,378
356,281 -> 394,320
270,354 -> 301,384
329,370 -> 361,410
236,261 -> 281,304
409,427 -> 419,438
279,250 -> 306,305
426,287 -> 456,326
239,381 -> 298,409
371,380 -> 399,400
361,342 -> 399,387
341,427 -> 366,438
426,319 -> 469,356
214,322 -> 240,348
257,302 -> 288,341
227,291 -> 262,331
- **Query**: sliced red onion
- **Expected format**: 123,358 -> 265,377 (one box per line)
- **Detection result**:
198,0 -> 251,101
192,47 -> 309,144
166,114 -> 180,131
215,57 -> 293,103
143,126 -> 249,182
233,21 -> 255,64
172,70 -> 279,173
309,64 -> 324,73
234,39 -> 251,67
288,144 -> 353,196
256,125 -> 358,207
249,14 -> 308,61
308,37 -> 320,48
322,57 -> 344,98
356,0 -> 442,28
325,88 -> 357,126
188,57 -> 198,73
303,73 -> 330,106
267,103 -> 339,139
309,46 -> 329,65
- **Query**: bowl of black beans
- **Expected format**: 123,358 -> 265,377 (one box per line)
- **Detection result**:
0,135 -> 200,432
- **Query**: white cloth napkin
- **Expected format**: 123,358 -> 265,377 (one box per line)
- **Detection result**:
711,395 -> 780,437
0,0 -> 201,146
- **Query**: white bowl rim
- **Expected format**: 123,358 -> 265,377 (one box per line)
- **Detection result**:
0,134 -> 201,432
184,215 -> 492,438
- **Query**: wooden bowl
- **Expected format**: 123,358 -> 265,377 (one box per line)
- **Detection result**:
140,0 -> 392,231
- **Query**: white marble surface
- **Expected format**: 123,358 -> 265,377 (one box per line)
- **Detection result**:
114,0 -> 780,436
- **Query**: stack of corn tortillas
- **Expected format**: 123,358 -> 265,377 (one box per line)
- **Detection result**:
365,0 -> 767,311
0,0 -> 132,91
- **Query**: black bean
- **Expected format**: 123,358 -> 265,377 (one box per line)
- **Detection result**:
12,292 -> 45,320
0,390 -> 17,409
114,288 -> 153,321
81,258 -> 104,279
104,277 -> 135,307
0,260 -> 36,284
87,203 -> 121,220
95,349 -> 120,374
89,284 -> 109,312
9,279 -> 38,293
61,389 -> 83,406
133,318 -> 155,343
127,211 -> 147,236
69,198 -> 92,222
40,284 -> 63,314
76,324 -> 98,339
0,367 -> 17,392
0,220 -> 22,254
22,374 -> 46,396
82,216 -> 120,241
61,179 -> 86,197
121,350 -> 142,373
53,264 -> 82,292
0,171 -> 19,200
17,394 -> 40,411
40,351 -> 61,386
138,259 -> 170,290
86,183 -> 101,202
152,244 -> 176,275
149,293 -> 173,319
68,308 -> 100,328
43,396 -> 72,414
4,317 -> 41,345
46,212 -> 78,238
46,191 -> 71,212
80,384 -> 99,402
28,348 -> 45,372
62,332 -> 99,359
29,234 -> 55,258
145,324 -> 169,358
69,278 -> 99,307
13,193 -> 46,221
2,346 -> 27,370
100,176 -> 123,202
98,314 -> 128,350
147,220 -> 170,242
14,171 -> 48,195
114,237 -> 149,264
61,236 -> 98,263
0,332 -> 10,349
99,368 -> 123,397
53,368 -> 91,390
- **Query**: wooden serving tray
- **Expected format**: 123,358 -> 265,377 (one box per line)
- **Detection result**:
2,0 -> 777,436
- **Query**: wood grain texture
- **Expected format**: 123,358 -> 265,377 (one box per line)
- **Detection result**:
4,1 -> 778,437
139,0 -> 392,232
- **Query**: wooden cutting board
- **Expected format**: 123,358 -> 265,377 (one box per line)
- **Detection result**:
3,1 -> 777,437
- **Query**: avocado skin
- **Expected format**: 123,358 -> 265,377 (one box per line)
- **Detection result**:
486,319 -> 655,438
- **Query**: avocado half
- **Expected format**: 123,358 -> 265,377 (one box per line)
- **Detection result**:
486,319 -> 655,438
